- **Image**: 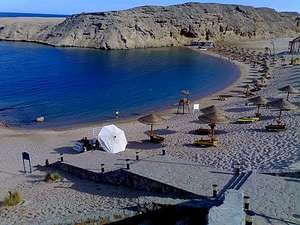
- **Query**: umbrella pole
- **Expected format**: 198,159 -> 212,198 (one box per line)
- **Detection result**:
210,123 -> 216,141
150,124 -> 154,136
278,110 -> 283,124
287,92 -> 290,101
256,105 -> 261,116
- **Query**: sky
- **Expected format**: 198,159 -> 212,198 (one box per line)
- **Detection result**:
0,0 -> 299,15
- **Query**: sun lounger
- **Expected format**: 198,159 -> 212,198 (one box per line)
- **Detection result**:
218,95 -> 227,101
150,135 -> 165,144
250,87 -> 261,92
265,124 -> 287,132
237,117 -> 260,124
145,131 -> 165,144
243,91 -> 255,97
194,139 -> 218,147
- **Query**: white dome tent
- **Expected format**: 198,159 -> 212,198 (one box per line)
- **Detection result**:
98,125 -> 127,153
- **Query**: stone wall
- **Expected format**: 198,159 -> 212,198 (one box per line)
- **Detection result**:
50,162 -> 199,198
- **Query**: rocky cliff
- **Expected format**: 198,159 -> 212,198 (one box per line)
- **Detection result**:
0,3 -> 299,49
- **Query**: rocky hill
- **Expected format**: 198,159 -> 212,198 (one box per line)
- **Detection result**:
0,3 -> 299,49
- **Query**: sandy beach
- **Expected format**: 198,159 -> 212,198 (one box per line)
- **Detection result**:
0,38 -> 299,224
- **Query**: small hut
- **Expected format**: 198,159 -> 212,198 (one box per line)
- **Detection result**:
289,36 -> 300,54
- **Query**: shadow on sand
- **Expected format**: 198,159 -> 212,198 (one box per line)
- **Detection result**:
127,141 -> 164,150
154,129 -> 177,135
52,146 -> 79,155
225,107 -> 253,113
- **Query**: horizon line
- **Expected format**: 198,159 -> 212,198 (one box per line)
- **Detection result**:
1,2 -> 300,15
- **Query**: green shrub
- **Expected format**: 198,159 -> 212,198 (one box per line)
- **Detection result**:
45,172 -> 61,182
113,214 -> 122,220
3,191 -> 22,207
99,217 -> 110,225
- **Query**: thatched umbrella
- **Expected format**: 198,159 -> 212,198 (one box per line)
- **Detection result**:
258,76 -> 267,85
268,98 -> 297,123
278,85 -> 299,101
198,111 -> 229,140
138,114 -> 166,136
181,90 -> 190,97
248,96 -> 268,116
244,84 -> 251,91
200,105 -> 224,114
259,66 -> 269,73
262,72 -> 271,79
280,56 -> 286,65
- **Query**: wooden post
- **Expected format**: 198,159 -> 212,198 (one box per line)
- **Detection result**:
244,196 -> 250,210
278,110 -> 283,122
101,164 -> 105,173
212,184 -> 218,197
245,210 -> 255,225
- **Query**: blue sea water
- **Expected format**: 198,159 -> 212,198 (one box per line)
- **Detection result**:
0,12 -> 68,18
0,41 -> 239,128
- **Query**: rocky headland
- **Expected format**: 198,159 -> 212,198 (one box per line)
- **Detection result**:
0,2 -> 299,49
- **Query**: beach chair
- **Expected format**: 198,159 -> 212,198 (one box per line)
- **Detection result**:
194,139 -> 218,147
145,131 -> 165,144
150,135 -> 165,144
193,104 -> 200,113
218,95 -> 226,101
243,91 -> 255,97
250,87 -> 261,92
265,124 -> 287,132
237,117 -> 260,124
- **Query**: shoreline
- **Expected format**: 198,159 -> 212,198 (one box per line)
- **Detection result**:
1,46 -> 243,133
1,37 -> 299,225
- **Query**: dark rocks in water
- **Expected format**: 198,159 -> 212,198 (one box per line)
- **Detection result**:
0,3 -> 299,49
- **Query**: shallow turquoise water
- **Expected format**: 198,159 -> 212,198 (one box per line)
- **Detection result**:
0,41 -> 239,128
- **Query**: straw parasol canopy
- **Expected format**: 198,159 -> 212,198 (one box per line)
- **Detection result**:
248,96 -> 268,105
258,77 -> 267,83
198,111 -> 229,123
244,84 -> 251,90
268,98 -> 297,111
198,111 -> 229,139
181,90 -> 190,96
268,98 -> 297,122
278,85 -> 299,100
138,114 -> 166,135
248,96 -> 268,116
262,72 -> 271,79
200,105 -> 224,114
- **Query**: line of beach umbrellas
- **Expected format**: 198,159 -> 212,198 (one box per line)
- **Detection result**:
96,46 -> 299,152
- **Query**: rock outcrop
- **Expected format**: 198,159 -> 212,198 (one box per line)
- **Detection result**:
0,3 -> 299,49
